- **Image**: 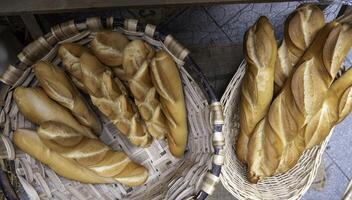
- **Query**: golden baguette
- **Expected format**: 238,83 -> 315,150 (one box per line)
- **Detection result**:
14,129 -> 114,184
14,122 -> 148,186
58,43 -> 91,92
247,20 -> 352,182
276,68 -> 352,173
13,87 -> 95,138
150,50 -> 187,158
121,40 -> 169,139
91,31 -> 129,67
79,52 -> 152,147
305,68 -> 352,148
274,5 -> 325,91
34,61 -> 102,135
236,16 -> 277,164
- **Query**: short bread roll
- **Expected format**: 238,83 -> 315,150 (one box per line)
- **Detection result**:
150,50 -> 188,158
34,61 -> 102,134
58,43 -> 90,92
91,31 -> 129,67
79,52 -> 152,147
122,40 -> 169,139
13,87 -> 95,138
236,16 -> 277,164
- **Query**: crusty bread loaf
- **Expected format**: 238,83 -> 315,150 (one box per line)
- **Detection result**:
91,31 -> 129,67
14,122 -> 148,186
116,39 -> 155,81
247,20 -> 352,182
236,16 -> 277,164
121,40 -> 169,139
13,87 -> 95,138
246,119 -> 265,183
14,129 -> 114,184
304,68 -> 352,148
58,43 -> 91,92
275,68 -> 352,174
150,50 -> 187,158
79,52 -> 152,147
34,61 -> 102,134
274,5 -> 324,91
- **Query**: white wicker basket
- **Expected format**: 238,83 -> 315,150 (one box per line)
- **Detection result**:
0,17 -> 225,200
220,61 -> 333,200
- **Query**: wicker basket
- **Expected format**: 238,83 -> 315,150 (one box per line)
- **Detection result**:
220,61 -> 334,200
219,2 -> 352,199
0,17 -> 225,200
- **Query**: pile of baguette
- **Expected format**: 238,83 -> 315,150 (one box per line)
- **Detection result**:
236,4 -> 352,183
12,31 -> 188,186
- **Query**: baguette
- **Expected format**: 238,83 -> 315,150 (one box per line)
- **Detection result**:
121,40 -> 169,139
79,52 -> 152,147
304,68 -> 352,148
276,68 -> 352,173
236,16 -> 277,164
247,20 -> 352,182
58,43 -> 91,92
91,31 -> 129,67
14,122 -> 148,186
150,50 -> 187,158
34,61 -> 102,134
274,5 -> 324,91
13,87 -> 95,138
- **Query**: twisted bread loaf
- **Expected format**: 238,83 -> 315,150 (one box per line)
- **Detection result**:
13,122 -> 148,186
34,61 -> 102,135
58,43 -> 91,92
79,52 -> 152,147
305,68 -> 352,148
13,87 -> 95,138
274,4 -> 324,90
121,40 -> 168,139
150,50 -> 187,158
247,20 -> 352,182
91,31 -> 129,67
236,16 -> 277,164
275,68 -> 352,174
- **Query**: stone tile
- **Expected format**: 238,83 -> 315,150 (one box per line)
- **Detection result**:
189,44 -> 243,97
302,161 -> 349,200
161,7 -> 231,46
205,4 -> 253,27
208,182 -> 235,200
322,152 -> 334,169
122,7 -> 188,26
309,153 -> 333,191
326,114 -> 352,179
221,2 -> 299,44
